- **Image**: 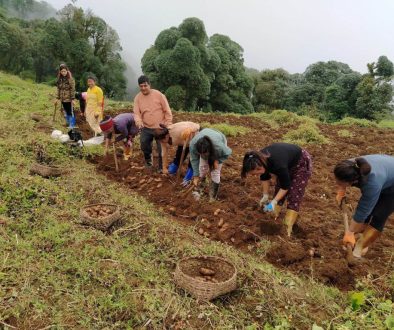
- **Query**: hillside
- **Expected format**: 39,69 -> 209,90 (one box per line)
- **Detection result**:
0,72 -> 394,329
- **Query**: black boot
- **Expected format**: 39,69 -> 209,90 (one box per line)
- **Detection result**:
209,182 -> 220,201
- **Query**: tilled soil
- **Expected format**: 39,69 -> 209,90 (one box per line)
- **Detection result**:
78,111 -> 394,291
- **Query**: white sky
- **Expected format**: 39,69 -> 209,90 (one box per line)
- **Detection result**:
45,0 -> 394,75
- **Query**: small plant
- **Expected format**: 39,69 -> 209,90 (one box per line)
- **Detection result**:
283,123 -> 329,145
378,120 -> 394,129
334,117 -> 378,128
337,129 -> 354,138
200,122 -> 250,137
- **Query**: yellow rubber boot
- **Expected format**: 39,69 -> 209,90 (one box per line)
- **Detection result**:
353,225 -> 380,258
284,209 -> 298,237
123,146 -> 132,160
274,204 -> 282,220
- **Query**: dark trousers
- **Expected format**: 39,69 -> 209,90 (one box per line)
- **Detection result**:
366,186 -> 394,232
140,127 -> 162,169
173,146 -> 191,168
62,102 -> 74,116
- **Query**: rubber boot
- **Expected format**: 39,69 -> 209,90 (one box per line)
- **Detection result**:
209,182 -> 220,202
274,204 -> 282,220
69,115 -> 76,128
284,209 -> 298,237
353,225 -> 380,258
123,146 -> 131,160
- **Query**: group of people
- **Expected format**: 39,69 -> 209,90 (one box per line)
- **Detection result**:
55,64 -> 394,260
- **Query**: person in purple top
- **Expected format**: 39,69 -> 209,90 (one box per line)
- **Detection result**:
99,113 -> 140,160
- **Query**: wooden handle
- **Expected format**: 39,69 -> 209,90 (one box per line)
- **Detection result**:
113,143 -> 119,172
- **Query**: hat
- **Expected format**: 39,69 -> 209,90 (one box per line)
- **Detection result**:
99,116 -> 114,132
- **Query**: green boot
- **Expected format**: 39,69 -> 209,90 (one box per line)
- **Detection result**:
209,182 -> 220,202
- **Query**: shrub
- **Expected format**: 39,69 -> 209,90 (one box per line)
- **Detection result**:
200,122 -> 250,137
283,123 -> 329,145
250,109 -> 318,129
337,129 -> 354,138
334,117 -> 377,127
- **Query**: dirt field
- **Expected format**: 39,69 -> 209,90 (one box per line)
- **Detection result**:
79,111 -> 394,291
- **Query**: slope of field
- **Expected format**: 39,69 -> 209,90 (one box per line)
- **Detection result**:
1,72 -> 394,329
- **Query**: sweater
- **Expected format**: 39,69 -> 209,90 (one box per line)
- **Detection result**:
354,154 -> 394,222
86,85 -> 104,115
113,113 -> 139,142
259,143 -> 302,190
189,128 -> 232,177
133,89 -> 172,129
168,121 -> 200,146
57,76 -> 75,102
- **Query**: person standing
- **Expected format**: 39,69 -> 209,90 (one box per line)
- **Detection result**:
55,64 -> 76,128
133,75 -> 172,170
335,155 -> 394,258
241,143 -> 313,237
86,76 -> 104,136
190,128 -> 232,201
100,113 -> 140,160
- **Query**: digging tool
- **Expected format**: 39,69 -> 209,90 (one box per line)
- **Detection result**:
52,103 -> 58,124
340,199 -> 356,266
112,142 -> 119,172
176,136 -> 190,180
180,183 -> 195,198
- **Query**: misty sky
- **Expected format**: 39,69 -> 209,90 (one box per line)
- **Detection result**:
46,0 -> 394,76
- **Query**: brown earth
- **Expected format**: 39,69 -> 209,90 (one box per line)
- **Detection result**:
75,110 -> 394,291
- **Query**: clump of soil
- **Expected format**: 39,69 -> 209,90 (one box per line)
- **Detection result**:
315,259 -> 354,288
266,242 -> 306,265
85,205 -> 116,218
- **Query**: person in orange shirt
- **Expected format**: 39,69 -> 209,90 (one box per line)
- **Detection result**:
133,75 -> 172,171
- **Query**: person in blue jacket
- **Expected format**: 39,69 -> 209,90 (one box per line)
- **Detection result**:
334,155 -> 394,258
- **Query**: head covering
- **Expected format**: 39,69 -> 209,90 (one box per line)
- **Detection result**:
99,115 -> 114,132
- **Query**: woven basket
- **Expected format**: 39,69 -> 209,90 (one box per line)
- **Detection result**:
30,163 -> 64,178
174,256 -> 237,301
80,203 -> 120,231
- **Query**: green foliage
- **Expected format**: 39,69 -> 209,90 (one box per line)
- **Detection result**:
337,129 -> 354,138
376,55 -> 394,78
141,17 -> 253,114
0,2 -> 127,98
283,122 -> 328,145
350,291 -> 366,311
200,122 -> 250,137
378,119 -> 394,129
335,117 -> 378,127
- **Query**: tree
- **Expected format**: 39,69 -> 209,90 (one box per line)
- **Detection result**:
141,17 -> 253,113
376,55 -> 394,78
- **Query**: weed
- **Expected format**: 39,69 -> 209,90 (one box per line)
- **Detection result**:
283,123 -> 329,145
334,117 -> 378,128
201,122 -> 250,137
337,129 -> 354,138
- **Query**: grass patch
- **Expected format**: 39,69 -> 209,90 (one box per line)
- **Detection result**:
334,117 -> 378,128
201,122 -> 251,137
283,123 -> 329,145
378,119 -> 394,129
337,129 -> 354,138
250,109 -> 317,128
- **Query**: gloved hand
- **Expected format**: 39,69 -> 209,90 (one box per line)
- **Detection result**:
168,163 -> 178,175
336,188 -> 346,206
263,200 -> 278,213
181,167 -> 193,187
259,194 -> 269,207
343,230 -> 355,248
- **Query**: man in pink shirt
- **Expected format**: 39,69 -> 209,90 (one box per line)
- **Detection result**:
133,75 -> 173,170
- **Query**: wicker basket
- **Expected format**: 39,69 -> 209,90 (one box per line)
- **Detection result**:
29,163 -> 64,178
174,256 -> 237,301
80,203 -> 121,231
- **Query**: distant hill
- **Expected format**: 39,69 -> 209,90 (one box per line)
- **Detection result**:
0,0 -> 56,20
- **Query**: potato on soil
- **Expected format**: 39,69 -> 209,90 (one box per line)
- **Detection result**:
199,267 -> 216,276
214,209 -> 221,216
198,228 -> 204,235
218,218 -> 224,228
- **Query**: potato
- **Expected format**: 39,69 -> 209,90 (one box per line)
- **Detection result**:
198,228 -> 204,235
199,267 -> 216,276
214,209 -> 221,216
218,218 -> 224,228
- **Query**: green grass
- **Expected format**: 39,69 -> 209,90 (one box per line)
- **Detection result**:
250,109 -> 318,129
201,122 -> 251,137
283,122 -> 329,146
1,71 -> 393,329
337,129 -> 355,138
378,119 -> 394,129
334,117 -> 378,128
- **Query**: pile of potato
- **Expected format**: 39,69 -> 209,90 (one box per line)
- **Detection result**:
195,267 -> 219,283
85,205 -> 115,218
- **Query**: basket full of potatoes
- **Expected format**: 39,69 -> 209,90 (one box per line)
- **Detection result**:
80,203 -> 120,231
